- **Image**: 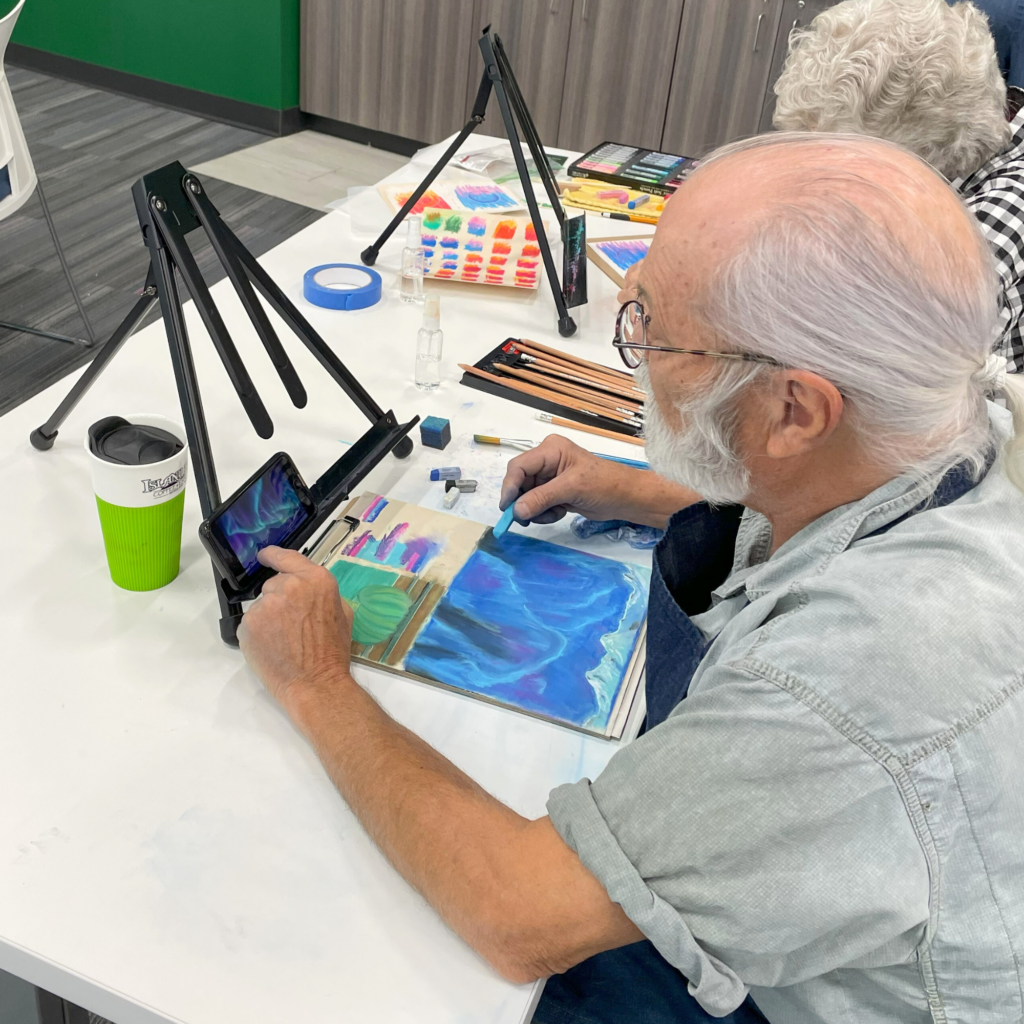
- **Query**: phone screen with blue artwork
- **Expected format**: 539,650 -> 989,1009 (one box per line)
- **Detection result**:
206,453 -> 316,583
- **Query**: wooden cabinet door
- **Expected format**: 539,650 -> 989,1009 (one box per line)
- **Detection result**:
662,0 -> 784,157
466,0 -> 574,145
377,0 -> 478,143
556,0 -> 686,152
759,0 -> 836,132
300,0 -> 385,126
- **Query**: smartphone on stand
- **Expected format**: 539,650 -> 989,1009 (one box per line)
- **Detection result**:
199,452 -> 318,593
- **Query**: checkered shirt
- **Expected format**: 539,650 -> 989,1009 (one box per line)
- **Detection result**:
953,105 -> 1024,373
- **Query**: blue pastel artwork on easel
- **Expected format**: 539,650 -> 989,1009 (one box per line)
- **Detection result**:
311,494 -> 649,738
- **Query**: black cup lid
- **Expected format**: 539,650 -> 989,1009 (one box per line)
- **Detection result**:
88,416 -> 184,466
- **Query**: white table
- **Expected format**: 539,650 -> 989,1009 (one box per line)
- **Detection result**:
0,135 -> 654,1024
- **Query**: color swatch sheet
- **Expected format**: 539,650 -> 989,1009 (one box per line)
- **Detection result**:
379,180 -> 524,215
310,493 -> 650,737
420,208 -> 542,289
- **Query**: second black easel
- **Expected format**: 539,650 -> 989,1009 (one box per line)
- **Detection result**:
360,29 -> 578,338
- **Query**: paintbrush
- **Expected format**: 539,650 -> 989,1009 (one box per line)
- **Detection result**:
523,368 -> 644,412
515,352 -> 646,400
536,411 -> 645,446
510,347 -> 645,402
459,363 -> 643,427
474,434 -> 536,451
496,364 -> 643,418
514,338 -> 638,383
518,364 -> 645,407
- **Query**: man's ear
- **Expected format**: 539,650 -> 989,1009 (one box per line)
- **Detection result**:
764,370 -> 844,459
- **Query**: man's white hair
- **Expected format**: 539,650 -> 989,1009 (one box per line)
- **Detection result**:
659,132 -> 1024,497
773,0 -> 1010,179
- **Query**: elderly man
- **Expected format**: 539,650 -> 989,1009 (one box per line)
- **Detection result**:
239,134 -> 1024,1024
773,0 -> 1024,372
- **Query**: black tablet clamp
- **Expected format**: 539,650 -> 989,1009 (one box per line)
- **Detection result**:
29,160 -> 418,647
360,28 -> 579,338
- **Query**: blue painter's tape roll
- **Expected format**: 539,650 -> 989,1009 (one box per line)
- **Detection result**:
303,263 -> 382,310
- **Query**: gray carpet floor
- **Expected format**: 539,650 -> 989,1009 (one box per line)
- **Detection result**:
0,67 -> 325,417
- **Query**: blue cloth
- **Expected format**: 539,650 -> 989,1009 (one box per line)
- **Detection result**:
967,0 -> 1024,87
569,515 -> 664,550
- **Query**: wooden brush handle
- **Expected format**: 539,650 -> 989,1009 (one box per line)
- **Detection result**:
523,357 -> 645,401
547,415 -> 646,447
459,364 -> 640,426
515,338 -> 637,382
498,365 -> 641,414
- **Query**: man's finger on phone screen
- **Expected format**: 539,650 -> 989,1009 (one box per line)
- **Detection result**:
257,546 -> 314,574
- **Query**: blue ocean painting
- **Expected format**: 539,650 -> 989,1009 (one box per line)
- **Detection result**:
403,532 -> 649,732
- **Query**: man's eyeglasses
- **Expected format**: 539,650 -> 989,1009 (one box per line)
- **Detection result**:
612,299 -> 785,371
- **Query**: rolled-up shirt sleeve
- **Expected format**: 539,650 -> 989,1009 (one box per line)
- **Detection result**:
547,663 -> 931,1016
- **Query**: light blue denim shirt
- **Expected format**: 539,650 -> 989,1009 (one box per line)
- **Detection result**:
548,406 -> 1024,1023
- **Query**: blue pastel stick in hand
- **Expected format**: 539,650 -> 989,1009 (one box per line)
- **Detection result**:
493,503 -> 516,539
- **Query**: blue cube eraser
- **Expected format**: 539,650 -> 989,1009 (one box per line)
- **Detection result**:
420,415 -> 451,451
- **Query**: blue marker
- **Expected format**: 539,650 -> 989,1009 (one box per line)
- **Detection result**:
493,503 -> 516,539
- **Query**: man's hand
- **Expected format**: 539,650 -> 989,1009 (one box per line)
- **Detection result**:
237,546 -> 352,714
236,543 -> 645,983
501,433 -> 699,530
501,435 -> 636,524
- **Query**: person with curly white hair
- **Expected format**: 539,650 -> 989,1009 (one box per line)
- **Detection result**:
773,0 -> 1024,372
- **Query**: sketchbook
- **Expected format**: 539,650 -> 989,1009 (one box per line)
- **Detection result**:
308,493 -> 649,739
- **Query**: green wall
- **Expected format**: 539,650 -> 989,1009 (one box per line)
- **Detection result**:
10,0 -> 300,110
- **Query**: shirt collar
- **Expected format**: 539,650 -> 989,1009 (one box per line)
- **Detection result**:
712,404 -> 1008,603
953,104 -> 1024,194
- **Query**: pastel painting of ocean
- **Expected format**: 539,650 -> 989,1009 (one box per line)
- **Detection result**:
403,531 -> 650,732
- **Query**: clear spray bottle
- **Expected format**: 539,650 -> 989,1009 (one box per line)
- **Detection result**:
400,215 -> 425,304
415,294 -> 443,391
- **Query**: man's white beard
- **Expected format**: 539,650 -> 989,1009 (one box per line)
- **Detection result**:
635,360 -> 754,506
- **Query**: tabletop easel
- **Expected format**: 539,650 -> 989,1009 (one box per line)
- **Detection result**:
30,161 -> 417,646
361,28 -> 578,337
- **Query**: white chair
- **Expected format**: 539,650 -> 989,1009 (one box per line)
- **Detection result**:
1,0 -> 95,345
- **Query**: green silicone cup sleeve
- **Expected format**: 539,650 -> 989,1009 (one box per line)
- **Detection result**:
95,492 -> 184,591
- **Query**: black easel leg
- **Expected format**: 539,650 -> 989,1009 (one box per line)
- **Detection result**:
478,33 -> 576,338
149,243 -> 222,518
491,81 -> 575,337
360,114 -> 487,267
148,234 -> 245,644
30,279 -> 158,450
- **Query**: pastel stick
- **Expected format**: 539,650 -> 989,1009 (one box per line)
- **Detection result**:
492,504 -> 516,539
